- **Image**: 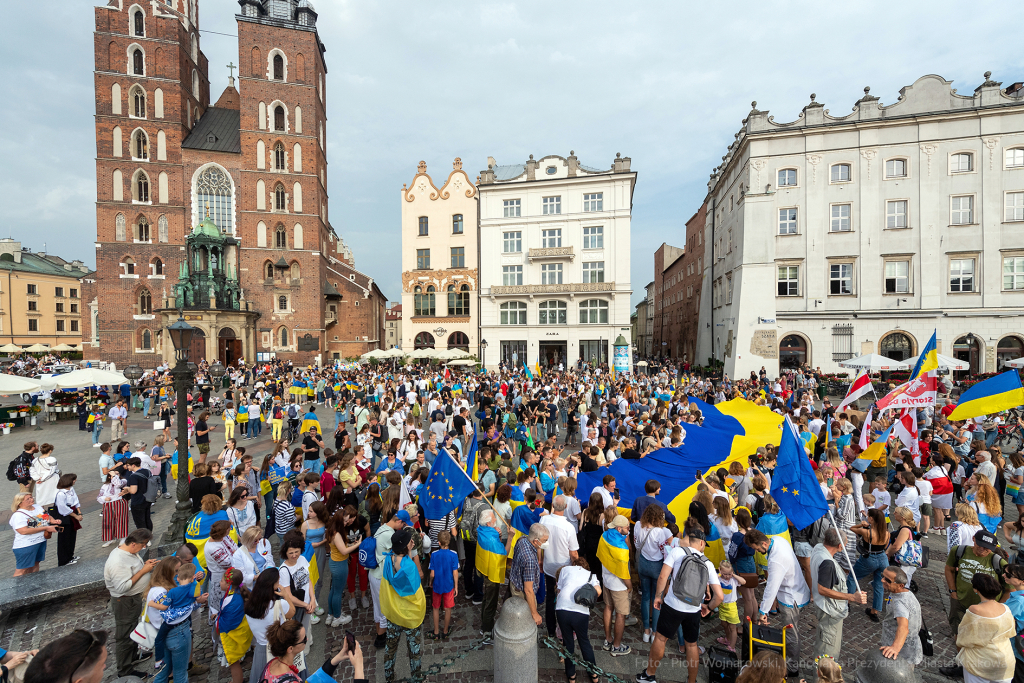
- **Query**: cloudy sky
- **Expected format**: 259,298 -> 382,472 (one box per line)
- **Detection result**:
0,0 -> 1018,307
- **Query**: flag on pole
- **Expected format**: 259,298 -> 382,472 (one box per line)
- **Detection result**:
910,330 -> 939,380
858,407 -> 873,451
892,408 -> 920,457
464,432 -> 480,481
769,418 -> 831,530
838,370 -> 874,412
420,452 -> 478,519
523,363 -> 534,381
852,424 -> 893,473
948,371 -> 1024,421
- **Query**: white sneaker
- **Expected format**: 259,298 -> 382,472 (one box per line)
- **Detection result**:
102,539 -> 116,548
314,607 -> 325,616
309,614 -> 321,625
92,443 -> 101,447
336,613 -> 353,626
349,597 -> 357,610
361,595 -> 369,608
643,631 -> 651,643
324,616 -> 335,627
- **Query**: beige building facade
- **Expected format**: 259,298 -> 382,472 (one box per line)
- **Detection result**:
400,159 -> 479,353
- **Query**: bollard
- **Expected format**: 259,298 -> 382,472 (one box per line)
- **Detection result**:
853,648 -> 919,683
493,595 -> 538,683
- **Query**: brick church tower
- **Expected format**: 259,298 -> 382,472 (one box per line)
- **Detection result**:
85,0 -> 386,368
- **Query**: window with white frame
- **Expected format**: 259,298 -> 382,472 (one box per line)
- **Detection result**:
541,263 -> 562,285
538,300 -> 566,325
779,208 -> 797,235
1007,148 -> 1024,169
727,276 -> 733,304
829,263 -> 854,295
950,153 -> 973,173
500,301 -> 527,325
830,204 -> 852,232
583,193 -> 603,212
886,200 -> 908,229
830,164 -> 851,183
777,169 -> 797,187
542,196 -> 561,215
582,261 -> 605,283
502,265 -> 523,286
952,195 -> 974,225
1006,192 -> 1024,222
579,299 -> 608,324
502,231 -> 521,253
503,199 -> 521,218
950,258 -> 975,292
884,260 -> 910,293
1003,257 -> 1024,291
885,159 -> 907,178
777,265 -> 799,296
583,226 -> 603,249
542,229 -> 562,248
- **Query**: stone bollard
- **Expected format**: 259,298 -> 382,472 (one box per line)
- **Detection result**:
853,648 -> 919,683
493,596 -> 538,683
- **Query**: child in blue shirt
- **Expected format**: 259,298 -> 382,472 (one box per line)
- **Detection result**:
429,530 -> 459,640
152,561 -> 206,672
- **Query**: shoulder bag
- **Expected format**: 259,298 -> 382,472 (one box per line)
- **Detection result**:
573,569 -> 598,608
130,596 -> 159,651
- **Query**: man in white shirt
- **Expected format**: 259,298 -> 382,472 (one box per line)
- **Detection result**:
974,451 -> 998,485
895,471 -> 922,524
637,526 -> 723,683
540,496 -> 578,637
109,401 -> 128,441
591,474 -> 618,510
746,528 -> 810,676
808,412 -> 826,437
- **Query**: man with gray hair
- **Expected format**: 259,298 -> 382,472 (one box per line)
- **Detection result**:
540,495 -> 579,635
810,527 -> 866,660
974,451 -> 997,484
509,523 -> 549,627
880,566 -> 923,667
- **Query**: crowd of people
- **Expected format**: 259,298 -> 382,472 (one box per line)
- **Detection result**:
5,355 -> 1024,683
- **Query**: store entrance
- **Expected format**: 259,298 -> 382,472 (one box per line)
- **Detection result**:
539,341 -> 566,369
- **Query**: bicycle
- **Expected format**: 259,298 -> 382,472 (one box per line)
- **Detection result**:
996,407 -> 1024,453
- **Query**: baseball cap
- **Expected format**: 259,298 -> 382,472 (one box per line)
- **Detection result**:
686,527 -> 706,542
392,528 -> 414,551
974,530 -> 999,552
610,515 -> 629,530
394,510 -> 412,526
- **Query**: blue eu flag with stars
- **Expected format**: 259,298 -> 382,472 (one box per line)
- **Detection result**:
421,451 -> 477,520
770,417 -> 830,530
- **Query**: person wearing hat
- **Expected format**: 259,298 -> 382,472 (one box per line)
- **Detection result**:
368,509 -> 410,650
601,514 -> 632,657
942,529 -> 1009,680
380,526 -> 425,683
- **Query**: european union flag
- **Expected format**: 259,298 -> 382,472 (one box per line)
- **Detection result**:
421,451 -> 477,519
770,417 -> 829,530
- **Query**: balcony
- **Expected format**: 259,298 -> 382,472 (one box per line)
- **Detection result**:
325,310 -> 338,324
528,246 -> 574,262
490,281 -> 615,296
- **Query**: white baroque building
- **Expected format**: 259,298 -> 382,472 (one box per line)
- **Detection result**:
699,73 -> 1024,378
477,152 -> 635,370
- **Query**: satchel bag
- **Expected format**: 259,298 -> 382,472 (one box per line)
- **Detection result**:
573,570 -> 598,608
130,601 -> 158,651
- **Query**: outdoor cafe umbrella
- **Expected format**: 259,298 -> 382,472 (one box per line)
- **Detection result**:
360,348 -> 389,360
48,367 -> 129,390
0,374 -> 52,396
23,344 -> 50,354
446,359 -> 478,366
0,344 -> 23,354
435,348 -> 471,360
51,343 -> 76,352
381,347 -> 406,358
897,353 -> 969,372
838,354 -> 902,372
1004,357 -> 1024,369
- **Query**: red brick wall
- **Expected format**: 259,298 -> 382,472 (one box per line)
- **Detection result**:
681,202 -> 706,364
651,200 -> 706,364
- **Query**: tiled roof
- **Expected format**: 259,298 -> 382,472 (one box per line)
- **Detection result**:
182,108 -> 241,153
0,251 -> 92,278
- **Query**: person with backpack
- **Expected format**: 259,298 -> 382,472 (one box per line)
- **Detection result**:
636,524 -> 723,683
125,457 -> 156,531
940,529 -> 1009,678
7,442 -> 36,493
744,527 -> 810,677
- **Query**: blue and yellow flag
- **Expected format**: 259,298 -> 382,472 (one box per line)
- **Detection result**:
753,511 -> 792,573
290,378 -> 308,395
949,370 -> 1024,421
170,448 -> 194,480
380,553 -> 426,629
508,504 -> 537,550
703,518 -> 725,569
523,364 -> 534,381
299,411 -> 321,435
852,425 -> 893,473
770,418 -> 830,530
465,432 -> 480,481
476,525 -> 509,584
421,452 -> 477,519
910,330 -> 938,380
596,529 -> 631,581
185,510 -> 232,568
509,485 -> 526,510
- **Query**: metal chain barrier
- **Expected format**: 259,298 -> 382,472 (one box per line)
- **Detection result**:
539,634 -> 639,683
388,634 -> 491,683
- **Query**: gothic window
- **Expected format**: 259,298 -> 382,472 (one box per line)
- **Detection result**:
131,87 -> 146,118
275,184 -> 286,211
265,262 -> 274,279
141,329 -> 152,349
279,326 -> 289,347
133,10 -> 145,37
133,130 -> 148,160
273,54 -> 284,81
278,295 -> 288,311
134,171 -> 150,202
275,226 -> 286,249
274,143 -> 285,170
132,49 -> 144,76
136,217 -> 150,242
138,289 -> 152,314
151,258 -> 163,275
190,34 -> 198,63
115,214 -> 127,242
290,262 -> 300,280
192,70 -> 199,98
274,105 -> 285,131
195,165 -> 233,234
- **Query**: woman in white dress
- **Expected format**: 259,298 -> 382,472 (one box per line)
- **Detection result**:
29,444 -> 60,510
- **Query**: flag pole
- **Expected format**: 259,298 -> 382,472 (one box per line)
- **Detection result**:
440,449 -> 511,534
825,508 -> 859,583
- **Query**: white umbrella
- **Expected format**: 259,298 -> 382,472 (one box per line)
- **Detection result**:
0,374 -> 51,396
381,348 -> 407,358
435,348 -> 471,360
897,353 -> 970,371
446,359 -> 478,366
49,367 -> 129,389
24,344 -> 50,354
1003,358 -> 1024,369
838,354 -> 902,372
636,361 -> 649,367
406,348 -> 436,359
51,344 -> 76,352
0,344 -> 23,354
361,349 -> 389,359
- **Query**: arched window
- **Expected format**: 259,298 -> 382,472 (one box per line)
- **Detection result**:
500,301 -> 527,325
278,295 -> 288,311
141,329 -> 152,349
279,326 -> 289,347
151,258 -> 163,275
579,299 -> 608,324
133,10 -> 145,36
131,86 -> 146,118
274,143 -> 285,170
880,332 -> 913,362
190,34 -> 198,63
136,217 -> 150,242
265,261 -> 274,279
122,257 -> 135,275
196,165 -> 233,234
538,300 -> 567,325
158,215 -> 168,242
997,336 -> 1024,369
115,214 -> 127,241
275,226 -> 286,249
447,332 -> 469,350
133,130 -> 148,160
133,171 -> 150,202
290,262 -> 300,280
414,332 -> 435,350
274,105 -> 285,131
192,70 -> 199,98
953,335 -> 982,375
138,289 -> 152,314
132,49 -> 144,76
275,184 -> 286,211
779,334 -> 808,369
447,284 -> 469,315
273,54 -> 284,81
453,214 -> 463,234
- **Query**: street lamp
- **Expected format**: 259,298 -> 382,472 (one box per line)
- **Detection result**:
163,313 -> 196,545
480,339 -> 487,371
123,364 -> 143,414
209,360 -> 226,390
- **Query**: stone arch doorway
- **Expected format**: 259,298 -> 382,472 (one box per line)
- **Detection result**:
953,334 -> 983,376
880,331 -> 914,362
779,334 -> 808,370
189,327 -> 207,364
218,327 -> 242,367
997,335 -> 1024,370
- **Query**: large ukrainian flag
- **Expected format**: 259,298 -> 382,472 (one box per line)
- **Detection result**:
508,486 -> 526,511
596,529 -> 631,581
508,505 -> 536,551
380,553 -> 426,629
949,370 -> 1024,421
476,524 -> 509,584
910,331 -> 939,380
185,510 -> 233,569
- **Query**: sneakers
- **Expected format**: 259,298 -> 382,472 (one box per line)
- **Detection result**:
314,606 -> 325,616
636,671 -> 657,683
624,615 -> 639,627
481,632 -> 493,645
324,616 -> 335,627
102,540 -> 116,548
335,613 -> 353,626
602,640 -> 612,651
92,443 -> 101,447
362,595 -> 370,608
66,559 -> 78,566
642,631 -> 651,643
471,597 -> 483,606
349,597 -> 357,610
309,614 -> 321,625
610,645 -> 631,657
163,493 -> 172,499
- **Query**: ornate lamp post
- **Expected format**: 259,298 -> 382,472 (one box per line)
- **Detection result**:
123,364 -> 143,412
480,339 -> 487,371
163,314 -> 196,545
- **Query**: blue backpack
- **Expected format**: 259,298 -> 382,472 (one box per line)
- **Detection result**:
358,536 -> 378,569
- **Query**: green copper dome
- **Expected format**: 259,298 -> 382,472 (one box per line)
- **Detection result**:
193,216 -> 221,238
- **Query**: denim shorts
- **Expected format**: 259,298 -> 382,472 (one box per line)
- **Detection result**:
733,555 -> 756,575
13,541 -> 46,569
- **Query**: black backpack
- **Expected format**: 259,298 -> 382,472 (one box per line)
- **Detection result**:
5,459 -> 17,482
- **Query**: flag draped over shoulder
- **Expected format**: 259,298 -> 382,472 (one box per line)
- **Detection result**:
475,525 -> 509,584
596,529 -> 630,581
299,411 -> 321,435
421,452 -> 477,519
185,510 -> 231,568
380,553 -> 426,629
949,371 -> 1024,421
770,418 -> 830,530
703,518 -> 725,568
754,511 -> 792,573
508,486 -> 526,510
508,505 -> 536,550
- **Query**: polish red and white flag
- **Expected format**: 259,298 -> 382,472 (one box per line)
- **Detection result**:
892,408 -> 920,459
838,370 -> 874,413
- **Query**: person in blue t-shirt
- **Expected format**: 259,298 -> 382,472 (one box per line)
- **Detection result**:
429,530 -> 460,640
152,561 -> 206,675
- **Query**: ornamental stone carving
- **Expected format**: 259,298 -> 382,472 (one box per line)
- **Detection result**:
984,137 -> 1000,170
920,144 -> 938,176
401,268 -> 478,293
491,281 -> 615,296
806,154 -> 823,183
860,149 -> 877,180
